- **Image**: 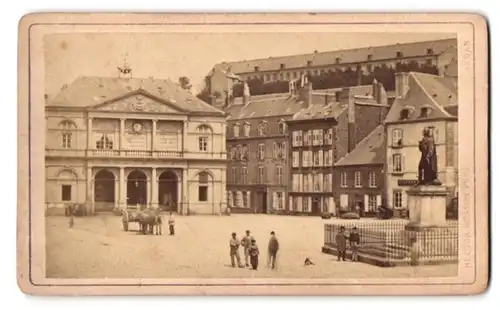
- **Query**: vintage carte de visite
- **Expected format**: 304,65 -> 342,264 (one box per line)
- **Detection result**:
17,13 -> 489,296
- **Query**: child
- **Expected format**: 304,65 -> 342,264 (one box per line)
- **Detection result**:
349,227 -> 360,262
249,238 -> 260,270
168,212 -> 175,236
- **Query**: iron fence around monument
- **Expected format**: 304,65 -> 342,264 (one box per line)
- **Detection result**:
324,220 -> 459,264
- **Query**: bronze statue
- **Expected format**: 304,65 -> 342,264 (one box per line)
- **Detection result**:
418,128 -> 441,185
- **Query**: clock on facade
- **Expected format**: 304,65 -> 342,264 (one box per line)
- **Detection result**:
132,122 -> 143,133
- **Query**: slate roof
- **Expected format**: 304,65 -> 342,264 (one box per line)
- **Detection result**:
48,76 -> 225,115
225,94 -> 303,120
212,39 -> 456,74
384,72 -> 458,124
334,125 -> 385,166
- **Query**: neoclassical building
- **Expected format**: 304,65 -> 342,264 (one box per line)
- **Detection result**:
45,76 -> 228,215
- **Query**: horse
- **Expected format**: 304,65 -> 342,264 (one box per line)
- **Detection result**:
138,208 -> 163,235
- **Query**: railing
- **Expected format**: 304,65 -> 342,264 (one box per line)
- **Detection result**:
324,220 -> 459,264
47,149 -> 229,160
90,150 -> 183,158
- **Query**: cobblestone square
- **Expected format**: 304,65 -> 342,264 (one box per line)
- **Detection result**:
46,214 -> 458,279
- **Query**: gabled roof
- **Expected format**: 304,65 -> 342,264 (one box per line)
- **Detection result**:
292,99 -> 346,122
384,72 -> 458,123
334,125 -> 385,166
225,94 -> 304,120
48,76 -> 225,115
212,39 -> 456,74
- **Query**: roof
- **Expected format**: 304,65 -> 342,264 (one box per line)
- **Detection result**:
48,76 -> 225,115
292,98 -> 346,121
334,125 -> 385,166
225,94 -> 304,120
212,39 -> 456,74
384,72 -> 458,123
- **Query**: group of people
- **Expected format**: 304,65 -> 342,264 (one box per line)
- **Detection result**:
335,226 -> 361,262
229,230 -> 279,271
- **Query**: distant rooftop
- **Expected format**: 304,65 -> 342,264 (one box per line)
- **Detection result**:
334,125 -> 385,166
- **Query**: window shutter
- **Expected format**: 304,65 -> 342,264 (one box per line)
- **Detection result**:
273,142 -> 278,159
329,149 -> 333,166
308,196 -> 312,212
376,195 -> 382,208
319,173 -> 323,191
282,141 -> 287,159
388,153 -> 393,172
308,174 -> 313,191
401,153 -> 406,173
288,196 -> 292,211
281,194 -> 286,211
318,130 -> 323,145
297,196 -> 303,212
272,192 -> 277,210
364,194 -> 369,212
299,174 -> 303,191
247,191 -> 251,208
318,151 -> 323,167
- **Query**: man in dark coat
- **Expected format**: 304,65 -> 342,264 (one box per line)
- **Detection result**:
418,128 -> 439,184
267,231 -> 280,269
335,226 -> 348,261
349,227 -> 361,262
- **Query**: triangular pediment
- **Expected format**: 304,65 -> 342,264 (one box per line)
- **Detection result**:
91,90 -> 185,114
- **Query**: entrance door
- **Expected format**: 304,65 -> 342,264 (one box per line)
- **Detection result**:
127,170 -> 147,207
158,170 -> 178,212
312,197 -> 321,214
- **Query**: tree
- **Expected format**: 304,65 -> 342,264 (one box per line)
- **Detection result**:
178,76 -> 192,91
195,76 -> 211,104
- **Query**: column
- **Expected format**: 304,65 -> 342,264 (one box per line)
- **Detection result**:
120,118 -> 125,150
151,119 -> 157,153
146,172 -> 151,209
182,168 -> 188,215
151,168 -> 158,209
182,121 -> 188,152
86,166 -> 94,214
177,171 -> 182,213
119,167 -> 126,209
87,117 -> 93,149
247,190 -> 251,209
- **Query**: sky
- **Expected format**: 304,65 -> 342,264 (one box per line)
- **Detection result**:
44,32 -> 456,98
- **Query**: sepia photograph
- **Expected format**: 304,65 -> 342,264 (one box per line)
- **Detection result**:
17,13 -> 489,295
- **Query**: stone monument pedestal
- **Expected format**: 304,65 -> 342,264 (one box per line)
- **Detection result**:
405,185 -> 448,231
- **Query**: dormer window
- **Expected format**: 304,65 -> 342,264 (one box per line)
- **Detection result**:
233,123 -> 240,137
278,121 -> 286,134
427,48 -> 434,55
243,122 -> 251,137
258,121 -> 268,136
335,57 -> 341,64
254,66 -> 260,72
396,51 -> 403,58
419,107 -> 433,118
400,108 -> 410,120
367,54 -> 373,61
307,60 -> 312,66
280,63 -> 285,69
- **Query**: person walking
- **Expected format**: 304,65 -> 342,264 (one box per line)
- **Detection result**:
335,226 -> 348,261
349,227 -> 360,262
241,230 -> 252,267
249,238 -> 260,270
229,232 -> 244,268
267,231 -> 280,270
168,212 -> 175,236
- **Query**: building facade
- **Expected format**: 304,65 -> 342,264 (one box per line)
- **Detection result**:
384,72 -> 458,215
287,81 -> 390,215
45,76 -> 228,215
333,125 -> 385,217
208,39 -> 457,97
223,85 -> 306,214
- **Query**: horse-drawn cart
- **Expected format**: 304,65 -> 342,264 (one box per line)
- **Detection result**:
121,204 -> 163,235
122,204 -> 144,231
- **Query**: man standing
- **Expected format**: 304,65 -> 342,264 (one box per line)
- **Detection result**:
267,231 -> 280,270
249,238 -> 260,270
229,232 -> 244,268
168,212 -> 175,236
335,226 -> 348,261
241,230 -> 252,267
349,227 -> 360,262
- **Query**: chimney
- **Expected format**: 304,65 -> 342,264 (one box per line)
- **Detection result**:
377,81 -> 388,105
298,81 -> 313,107
372,79 -> 380,103
395,72 -> 410,98
243,82 -> 251,106
339,88 -> 356,153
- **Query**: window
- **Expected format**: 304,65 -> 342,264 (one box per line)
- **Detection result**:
324,128 -> 333,145
313,173 -> 322,192
323,173 -> 332,191
242,192 -> 248,208
254,66 -> 260,72
396,51 -> 403,58
392,129 -> 403,147
258,166 -> 265,184
292,197 -> 298,211
240,144 -> 249,161
292,151 -> 300,167
258,122 -> 268,136
307,60 -> 312,66
61,185 -> 71,201
393,154 -> 403,173
369,171 -> 377,188
276,192 -> 284,209
242,167 -> 248,184
324,150 -> 330,166
368,195 -> 377,211
426,48 -> 434,55
303,174 -> 309,192
367,54 -> 373,61
233,124 -> 240,137
426,59 -> 433,66
60,120 -> 75,149
232,167 -> 237,184
367,64 -> 373,73
304,130 -> 312,146
393,190 -> 403,209
419,107 -> 431,118
313,151 -> 320,167
277,141 -> 286,159
340,172 -> 348,188
354,171 -> 362,188
335,57 -> 341,64
280,63 -> 285,69
258,143 -> 265,161
293,131 -> 303,147
96,134 -> 113,149
198,172 -> 209,202
198,137 -> 208,151
278,122 -> 286,134
276,166 -> 284,184
340,194 -> 349,208
400,109 -> 410,120
303,197 -> 310,212
230,146 -> 237,160
243,123 -> 251,137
